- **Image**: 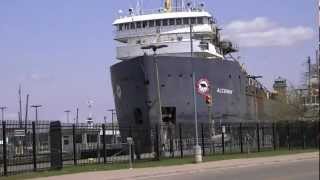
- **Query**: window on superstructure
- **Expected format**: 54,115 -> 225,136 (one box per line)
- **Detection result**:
125,23 -> 129,30
169,19 -> 175,25
136,22 -> 142,28
176,18 -> 182,25
149,20 -> 155,27
197,17 -> 204,24
163,19 -> 168,26
118,24 -> 123,31
190,17 -> 196,24
156,20 -> 161,26
183,18 -> 189,25
130,22 -> 135,29
142,21 -> 148,28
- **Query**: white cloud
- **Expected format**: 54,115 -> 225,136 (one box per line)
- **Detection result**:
29,73 -> 52,82
223,17 -> 314,47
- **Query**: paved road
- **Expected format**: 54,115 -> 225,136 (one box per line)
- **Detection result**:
33,152 -> 319,180
145,158 -> 318,180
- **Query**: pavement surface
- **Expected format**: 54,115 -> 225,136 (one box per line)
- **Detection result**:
33,152 -> 319,180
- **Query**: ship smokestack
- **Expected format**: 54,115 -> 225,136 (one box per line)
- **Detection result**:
164,0 -> 172,12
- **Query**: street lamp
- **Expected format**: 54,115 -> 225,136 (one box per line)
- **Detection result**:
141,44 -> 168,157
31,105 -> 42,151
31,105 -> 42,124
64,110 -> 71,124
141,45 -> 168,124
108,109 -> 116,144
0,106 -> 7,122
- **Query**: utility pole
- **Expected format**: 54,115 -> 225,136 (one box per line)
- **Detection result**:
0,106 -> 7,122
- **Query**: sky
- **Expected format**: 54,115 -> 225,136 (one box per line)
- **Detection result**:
0,0 -> 318,123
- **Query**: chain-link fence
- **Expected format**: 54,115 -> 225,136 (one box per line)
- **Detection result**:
0,120 -> 318,176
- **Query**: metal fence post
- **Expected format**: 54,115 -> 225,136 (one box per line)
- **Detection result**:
2,121 -> 7,176
72,124 -> 77,165
314,121 -> 319,149
155,124 -> 160,161
287,122 -> 290,151
129,126 -> 135,162
239,123 -> 243,153
179,124 -> 183,158
262,124 -> 265,148
32,121 -> 37,171
272,122 -> 276,151
300,121 -> 305,149
201,124 -> 205,156
102,124 -> 106,164
256,123 -> 260,152
222,131 -> 225,154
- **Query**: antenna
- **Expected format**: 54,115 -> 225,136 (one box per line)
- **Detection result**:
18,84 -> 23,127
24,94 -> 29,134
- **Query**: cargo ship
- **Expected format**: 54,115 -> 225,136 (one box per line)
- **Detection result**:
110,0 -> 270,152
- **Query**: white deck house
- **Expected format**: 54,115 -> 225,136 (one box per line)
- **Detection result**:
112,2 -> 231,60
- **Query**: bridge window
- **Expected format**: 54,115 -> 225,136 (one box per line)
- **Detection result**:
197,17 -> 204,24
183,18 -> 189,25
142,21 -> 148,28
169,19 -> 175,25
136,22 -> 141,28
130,22 -> 135,29
176,18 -> 182,25
118,24 -> 123,31
149,20 -> 155,27
125,23 -> 129,30
156,20 -> 161,26
163,19 -> 168,26
190,17 -> 196,24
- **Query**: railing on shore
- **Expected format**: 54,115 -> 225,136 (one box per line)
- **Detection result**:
0,120 -> 318,176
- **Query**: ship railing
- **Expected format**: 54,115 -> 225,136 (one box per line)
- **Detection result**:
117,6 -> 206,18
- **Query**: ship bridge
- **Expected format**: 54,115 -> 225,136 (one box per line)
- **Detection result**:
112,1 -> 229,60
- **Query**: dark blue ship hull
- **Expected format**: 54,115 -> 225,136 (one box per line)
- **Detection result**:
110,56 -> 260,152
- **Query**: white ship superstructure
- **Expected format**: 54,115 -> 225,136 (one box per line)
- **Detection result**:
113,0 -> 237,60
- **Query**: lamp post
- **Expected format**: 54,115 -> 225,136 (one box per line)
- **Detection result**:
64,110 -> 71,124
141,44 -> 168,156
189,24 -> 202,163
31,105 -> 42,151
0,106 -> 7,122
108,109 -> 116,144
141,45 -> 168,124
